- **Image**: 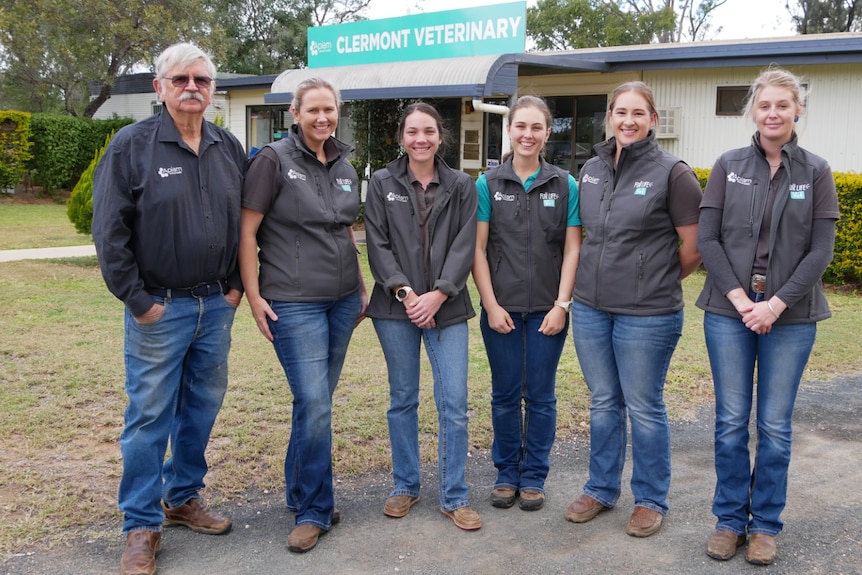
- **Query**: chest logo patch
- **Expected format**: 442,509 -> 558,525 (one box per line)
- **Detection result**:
287,169 -> 307,181
493,191 -> 516,202
633,180 -> 654,196
789,183 -> 809,200
541,192 -> 559,207
386,192 -> 409,203
158,166 -> 183,178
727,172 -> 753,186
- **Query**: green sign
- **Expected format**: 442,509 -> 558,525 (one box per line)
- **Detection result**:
307,2 -> 527,68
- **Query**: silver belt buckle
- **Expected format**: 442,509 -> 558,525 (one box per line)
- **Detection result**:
750,274 -> 766,294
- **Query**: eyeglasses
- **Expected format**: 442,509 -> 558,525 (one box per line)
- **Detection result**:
163,75 -> 213,89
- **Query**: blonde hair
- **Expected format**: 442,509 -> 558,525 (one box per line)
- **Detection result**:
742,66 -> 807,120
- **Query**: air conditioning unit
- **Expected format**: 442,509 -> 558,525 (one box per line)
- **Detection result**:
656,106 -> 680,139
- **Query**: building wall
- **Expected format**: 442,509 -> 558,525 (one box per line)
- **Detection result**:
522,64 -> 861,173
91,93 -> 157,121
224,88 -> 272,152
519,71 -> 639,97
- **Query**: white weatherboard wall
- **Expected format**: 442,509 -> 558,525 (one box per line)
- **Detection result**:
644,64 -> 862,172
512,64 -> 861,174
91,93 -> 156,121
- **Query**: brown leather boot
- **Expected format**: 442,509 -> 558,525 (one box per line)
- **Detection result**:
120,530 -> 161,575
162,498 -> 231,534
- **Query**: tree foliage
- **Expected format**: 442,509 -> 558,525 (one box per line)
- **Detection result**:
527,0 -> 728,49
0,0 -> 219,117
213,0 -> 371,74
786,0 -> 862,33
68,132 -> 114,236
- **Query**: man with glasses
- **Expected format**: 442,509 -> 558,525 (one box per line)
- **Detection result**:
92,42 -> 246,575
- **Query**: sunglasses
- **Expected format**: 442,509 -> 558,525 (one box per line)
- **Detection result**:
163,75 -> 213,89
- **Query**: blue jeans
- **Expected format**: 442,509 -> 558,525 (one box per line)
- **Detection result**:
571,300 -> 682,514
119,292 -> 236,535
372,319 -> 471,511
480,309 -> 568,492
268,291 -> 360,530
704,311 -> 817,537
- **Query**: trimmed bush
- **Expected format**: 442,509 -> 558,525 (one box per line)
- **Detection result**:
0,110 -> 33,190
67,133 -> 114,236
828,172 -> 862,285
28,114 -> 133,192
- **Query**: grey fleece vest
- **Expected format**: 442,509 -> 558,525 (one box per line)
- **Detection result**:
483,159 -> 570,313
575,135 -> 685,315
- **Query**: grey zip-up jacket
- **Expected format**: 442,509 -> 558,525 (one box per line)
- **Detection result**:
365,154 -> 477,328
483,158 -> 571,313
575,133 -> 691,315
696,134 -> 839,323
251,125 -> 361,302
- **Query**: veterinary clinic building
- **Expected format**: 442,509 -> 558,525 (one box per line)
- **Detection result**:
93,2 -> 862,174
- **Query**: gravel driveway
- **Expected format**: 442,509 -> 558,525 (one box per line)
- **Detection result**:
5,374 -> 861,575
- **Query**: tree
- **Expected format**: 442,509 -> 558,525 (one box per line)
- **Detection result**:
527,0 -> 727,50
786,0 -> 862,33
0,0 -> 219,117
213,0 -> 371,74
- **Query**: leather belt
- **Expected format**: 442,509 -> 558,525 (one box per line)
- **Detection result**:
147,280 -> 227,298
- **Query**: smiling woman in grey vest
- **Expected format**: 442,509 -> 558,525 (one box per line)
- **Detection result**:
238,77 -> 367,555
565,81 -> 702,538
697,67 -> 840,566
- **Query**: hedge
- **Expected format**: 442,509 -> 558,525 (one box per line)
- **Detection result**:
0,110 -> 33,190
27,114 -> 133,192
829,172 -> 862,285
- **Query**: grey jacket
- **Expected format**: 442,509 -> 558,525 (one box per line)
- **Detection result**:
575,133 -> 690,315
365,155 -> 477,328
482,158 -> 571,313
252,125 -> 361,302
696,134 -> 839,323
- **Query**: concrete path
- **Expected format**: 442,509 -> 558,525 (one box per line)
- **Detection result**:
0,245 -> 96,262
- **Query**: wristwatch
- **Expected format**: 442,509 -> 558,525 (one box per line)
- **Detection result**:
554,300 -> 572,312
395,286 -> 414,302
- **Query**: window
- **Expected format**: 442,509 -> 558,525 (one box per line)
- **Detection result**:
656,107 -> 680,139
716,86 -> 749,116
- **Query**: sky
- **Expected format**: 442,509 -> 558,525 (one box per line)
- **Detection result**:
365,0 -> 797,42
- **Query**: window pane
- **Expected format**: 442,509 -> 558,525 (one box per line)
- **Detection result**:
716,86 -> 749,116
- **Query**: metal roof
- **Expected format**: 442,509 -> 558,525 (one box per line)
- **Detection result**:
265,32 -> 862,104
265,54 -> 518,103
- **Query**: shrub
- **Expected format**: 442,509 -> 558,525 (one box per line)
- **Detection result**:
67,132 -> 114,235
28,114 -> 133,192
828,172 -> 862,285
0,110 -> 33,190
691,166 -> 710,190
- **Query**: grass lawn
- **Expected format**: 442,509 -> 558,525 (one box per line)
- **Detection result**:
0,203 -> 91,250
1,208 -> 860,554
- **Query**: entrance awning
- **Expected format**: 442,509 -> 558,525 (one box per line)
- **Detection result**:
264,52 -> 611,104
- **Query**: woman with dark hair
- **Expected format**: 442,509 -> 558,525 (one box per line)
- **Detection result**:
239,77 -> 367,553
473,95 -> 581,512
698,67 -> 839,565
365,102 -> 482,531
565,81 -> 702,537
